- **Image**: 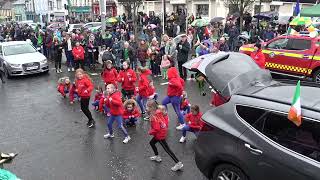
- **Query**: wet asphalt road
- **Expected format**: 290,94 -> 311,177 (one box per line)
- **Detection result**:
0,64 -> 212,180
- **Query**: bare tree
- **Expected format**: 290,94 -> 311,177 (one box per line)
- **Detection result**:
117,0 -> 143,35
224,0 -> 255,31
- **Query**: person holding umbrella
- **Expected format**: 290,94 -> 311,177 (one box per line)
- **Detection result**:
250,43 -> 266,69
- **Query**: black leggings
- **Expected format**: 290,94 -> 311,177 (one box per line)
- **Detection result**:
80,97 -> 94,123
149,137 -> 179,163
75,60 -> 85,70
55,54 -> 62,69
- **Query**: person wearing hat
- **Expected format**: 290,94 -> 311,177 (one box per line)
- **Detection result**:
250,43 -> 266,69
176,34 -> 190,80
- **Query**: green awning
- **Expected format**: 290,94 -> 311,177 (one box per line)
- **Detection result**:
300,4 -> 320,17
70,6 -> 91,13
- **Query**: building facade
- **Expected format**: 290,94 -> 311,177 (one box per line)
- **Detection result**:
13,0 -> 26,21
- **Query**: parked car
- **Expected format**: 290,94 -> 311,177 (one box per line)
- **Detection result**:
68,24 -> 83,33
83,22 -> 101,31
240,35 -> 320,83
47,22 -> 66,31
187,52 -> 320,180
0,41 -> 49,78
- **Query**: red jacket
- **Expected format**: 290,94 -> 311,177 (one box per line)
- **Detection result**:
104,91 -> 124,116
185,112 -> 204,130
147,86 -> 156,97
123,108 -> 141,119
94,92 -> 103,101
118,68 -> 137,91
102,68 -> 118,85
57,83 -> 70,96
180,98 -> 190,110
75,75 -> 94,98
72,46 -> 85,60
211,92 -> 230,107
167,67 -> 184,96
148,110 -> 169,140
138,69 -> 152,97
250,50 -> 265,69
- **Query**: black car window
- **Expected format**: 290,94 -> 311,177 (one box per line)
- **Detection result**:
286,39 -> 311,50
262,112 -> 320,162
267,38 -> 289,50
236,105 -> 267,127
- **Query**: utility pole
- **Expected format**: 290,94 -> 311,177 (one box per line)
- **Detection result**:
162,0 -> 166,33
100,0 -> 106,37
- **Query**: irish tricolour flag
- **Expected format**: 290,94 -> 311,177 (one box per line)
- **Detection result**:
288,80 -> 302,126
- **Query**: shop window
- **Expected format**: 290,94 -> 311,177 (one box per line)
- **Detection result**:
196,4 -> 209,17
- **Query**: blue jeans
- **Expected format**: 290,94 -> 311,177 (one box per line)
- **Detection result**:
92,100 -> 99,107
124,117 -> 138,125
107,115 -> 128,137
182,125 -> 198,137
162,96 -> 185,124
65,89 -> 79,100
137,95 -> 148,113
66,50 -> 74,68
181,106 -> 191,116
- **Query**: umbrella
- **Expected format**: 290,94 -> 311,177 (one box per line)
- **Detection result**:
147,24 -> 157,29
274,16 -> 292,25
191,19 -> 209,27
289,17 -> 312,26
253,11 -> 278,20
106,17 -> 118,23
210,17 -> 224,23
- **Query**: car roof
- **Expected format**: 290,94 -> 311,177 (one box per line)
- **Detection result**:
278,35 -> 320,40
0,41 -> 29,46
238,82 -> 320,111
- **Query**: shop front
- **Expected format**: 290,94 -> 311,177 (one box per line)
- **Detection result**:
92,0 -> 117,19
70,6 -> 91,21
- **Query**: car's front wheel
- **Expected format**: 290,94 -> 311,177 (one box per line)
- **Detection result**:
212,164 -> 248,180
3,65 -> 11,79
313,69 -> 320,83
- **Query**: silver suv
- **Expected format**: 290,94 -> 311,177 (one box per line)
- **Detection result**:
186,53 -> 320,180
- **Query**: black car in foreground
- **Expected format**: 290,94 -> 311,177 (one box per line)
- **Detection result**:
184,52 -> 320,180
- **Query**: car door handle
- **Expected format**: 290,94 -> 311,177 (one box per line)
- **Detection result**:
245,143 -> 263,155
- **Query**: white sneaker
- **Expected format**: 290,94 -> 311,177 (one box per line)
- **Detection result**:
123,136 -> 131,144
103,133 -> 114,139
176,124 -> 185,130
150,155 -> 162,162
68,68 -> 71,72
71,68 -> 75,71
179,136 -> 186,143
171,162 -> 183,171
59,69 -> 62,73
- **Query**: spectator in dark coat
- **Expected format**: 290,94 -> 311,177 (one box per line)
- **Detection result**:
176,35 -> 190,80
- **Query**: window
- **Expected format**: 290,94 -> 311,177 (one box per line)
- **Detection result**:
287,39 -> 311,51
267,38 -> 289,49
236,105 -> 267,127
262,112 -> 320,162
3,44 -> 36,56
57,0 -> 62,9
196,4 -> 209,17
48,1 -> 53,11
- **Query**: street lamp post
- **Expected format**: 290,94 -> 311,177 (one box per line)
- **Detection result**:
162,0 -> 166,33
100,0 -> 106,37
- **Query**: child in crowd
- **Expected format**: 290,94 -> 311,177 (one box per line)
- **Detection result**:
118,61 -> 137,100
99,90 -> 110,116
92,85 -> 104,111
123,99 -> 141,127
103,84 -> 131,144
160,55 -> 171,80
196,72 -> 206,96
72,42 -> 85,70
179,105 -> 203,143
57,77 -> 78,103
147,81 -> 158,102
101,60 -> 118,88
136,66 -> 152,117
147,100 -> 184,171
180,91 -> 191,116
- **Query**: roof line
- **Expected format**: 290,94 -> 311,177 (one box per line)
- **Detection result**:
237,93 -> 320,112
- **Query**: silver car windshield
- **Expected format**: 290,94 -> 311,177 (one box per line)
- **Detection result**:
3,44 -> 36,56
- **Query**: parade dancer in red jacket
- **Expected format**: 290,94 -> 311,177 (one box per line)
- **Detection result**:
136,66 -> 152,118
57,77 -> 79,103
179,105 -> 204,143
161,67 -> 185,130
103,84 -> 131,144
74,69 -> 95,128
118,61 -> 137,100
250,43 -> 266,69
123,99 -> 141,126
91,85 -> 103,111
147,100 -> 184,171
101,60 -> 118,88
72,42 -> 85,70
